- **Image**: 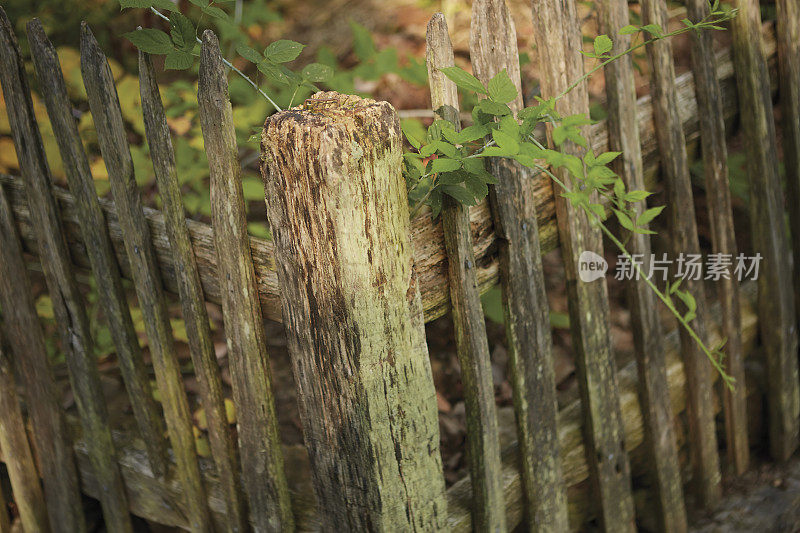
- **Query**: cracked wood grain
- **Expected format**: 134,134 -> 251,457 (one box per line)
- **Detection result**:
731,0 -> 800,462
426,13 -> 505,532
261,91 -> 448,531
597,0 -> 687,529
530,0 -> 636,529
25,18 -> 169,479
0,10 -> 131,532
80,23 -> 211,532
199,30 -> 294,533
469,1 -> 568,530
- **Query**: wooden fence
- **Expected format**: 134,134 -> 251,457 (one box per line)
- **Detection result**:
0,0 -> 797,530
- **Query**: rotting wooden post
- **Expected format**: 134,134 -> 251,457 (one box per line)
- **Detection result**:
0,337 -> 50,533
80,23 -> 212,532
596,0 -> 688,529
0,184 -> 85,533
25,18 -> 169,479
731,0 -> 800,462
261,90 -> 449,531
468,1 -> 569,530
530,0 -> 636,530
139,49 -> 248,533
639,0 -> 722,508
0,10 -> 131,533
198,30 -> 294,533
685,0 -> 749,475
777,0 -> 800,325
425,14 -> 506,532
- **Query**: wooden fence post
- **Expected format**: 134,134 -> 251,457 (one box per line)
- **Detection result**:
0,10 -> 131,532
685,0 -> 749,475
597,0 -> 688,528
425,14 -> 506,532
25,18 -> 169,479
530,0 -> 636,530
731,0 -> 800,462
0,337 -> 50,533
80,23 -> 211,531
0,183 -> 85,533
261,91 -> 448,530
639,0 -> 722,507
198,31 -> 294,532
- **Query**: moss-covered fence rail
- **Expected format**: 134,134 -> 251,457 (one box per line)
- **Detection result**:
0,0 -> 797,531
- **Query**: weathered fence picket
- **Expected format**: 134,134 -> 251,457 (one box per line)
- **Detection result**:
198,31 -> 294,532
139,50 -> 249,533
261,90 -> 449,530
0,182 -> 85,532
686,0 -> 749,477
0,12 -> 133,532
469,0 -> 570,529
0,338 -> 50,533
425,14 -> 506,531
777,0 -> 800,323
531,0 -> 636,529
640,0 -> 723,508
731,0 -> 800,462
25,19 -> 170,479
80,23 -> 212,531
597,0 -> 687,529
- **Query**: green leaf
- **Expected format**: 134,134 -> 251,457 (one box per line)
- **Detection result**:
641,23 -> 663,37
428,188 -> 443,218
302,62 -> 333,82
202,5 -> 228,19
593,34 -> 613,56
123,29 -> 174,55
465,174 -> 489,199
438,170 -> 467,186
441,184 -> 476,205
165,50 -> 193,70
625,190 -> 651,202
440,66 -> 488,95
431,157 -> 461,173
457,124 -> 490,144
619,24 -> 639,35
676,290 -> 697,322
475,99 -> 511,116
491,129 -> 520,154
257,60 -> 290,84
614,209 -> 635,231
432,140 -> 457,159
236,44 -> 263,64
402,122 -> 423,149
593,151 -> 622,165
636,205 -> 664,226
350,21 -> 376,60
119,0 -> 180,12
588,203 -> 607,220
487,69 -> 518,104
264,40 -> 305,63
188,0 -> 209,7
169,12 -> 195,51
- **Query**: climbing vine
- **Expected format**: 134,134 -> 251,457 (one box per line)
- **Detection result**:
119,0 -> 737,386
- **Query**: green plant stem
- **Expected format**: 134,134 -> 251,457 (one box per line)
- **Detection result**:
149,7 -> 283,112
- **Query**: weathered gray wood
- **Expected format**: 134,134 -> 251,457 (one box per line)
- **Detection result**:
731,0 -> 800,462
0,11 -> 132,532
138,50 -> 247,533
469,1 -> 568,530
198,30 -> 293,533
639,0 -> 722,507
597,0 -> 687,529
777,0 -> 800,327
685,0 -> 749,476
79,23 -> 211,532
530,1 -> 636,530
25,18 -> 169,479
426,14 -> 505,532
0,27 -> 779,330
261,90 -> 448,531
0,183 -> 85,533
0,338 -> 50,533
